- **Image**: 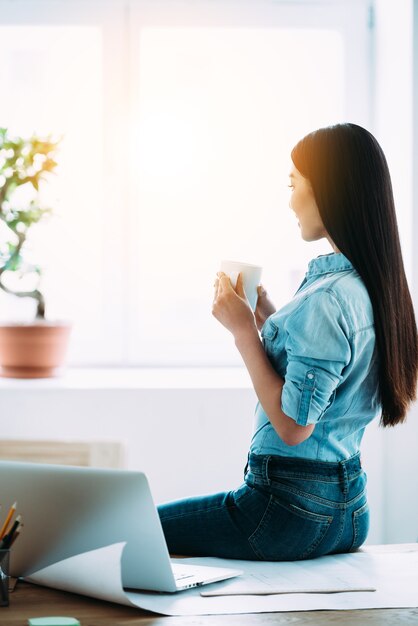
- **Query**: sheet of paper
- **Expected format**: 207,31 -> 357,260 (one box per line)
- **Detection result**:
197,553 -> 376,596
27,544 -> 418,616
26,543 -> 134,607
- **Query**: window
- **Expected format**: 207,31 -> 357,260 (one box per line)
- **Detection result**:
0,0 -> 372,366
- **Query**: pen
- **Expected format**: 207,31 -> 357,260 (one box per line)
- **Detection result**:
8,528 -> 21,547
0,502 -> 17,540
0,515 -> 22,549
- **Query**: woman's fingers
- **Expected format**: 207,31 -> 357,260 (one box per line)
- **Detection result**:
235,273 -> 248,300
217,272 -> 234,293
215,272 -> 251,305
235,272 -> 243,291
213,272 -> 230,304
254,284 -> 276,328
257,284 -> 267,298
213,275 -> 219,299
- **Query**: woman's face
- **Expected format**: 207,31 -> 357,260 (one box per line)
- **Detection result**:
288,165 -> 327,242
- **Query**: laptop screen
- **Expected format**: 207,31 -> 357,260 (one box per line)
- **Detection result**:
0,461 -> 175,589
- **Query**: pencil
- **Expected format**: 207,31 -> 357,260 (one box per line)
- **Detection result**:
0,502 -> 17,540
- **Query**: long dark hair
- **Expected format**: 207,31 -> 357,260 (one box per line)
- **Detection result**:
291,123 -> 418,426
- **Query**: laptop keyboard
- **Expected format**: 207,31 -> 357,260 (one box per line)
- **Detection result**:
171,561 -> 241,589
172,564 -> 199,582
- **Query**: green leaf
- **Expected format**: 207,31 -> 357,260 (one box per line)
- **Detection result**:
6,253 -> 23,271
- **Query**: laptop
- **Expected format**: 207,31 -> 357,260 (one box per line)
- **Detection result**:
0,461 -> 241,592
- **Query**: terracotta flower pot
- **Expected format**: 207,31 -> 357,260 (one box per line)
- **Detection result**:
0,322 -> 71,378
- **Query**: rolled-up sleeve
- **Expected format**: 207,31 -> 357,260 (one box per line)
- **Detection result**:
281,291 -> 352,426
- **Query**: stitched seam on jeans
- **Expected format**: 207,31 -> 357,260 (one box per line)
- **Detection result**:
268,474 -> 340,483
234,486 -> 270,529
299,520 -> 333,559
265,478 -> 366,507
330,506 -> 346,551
254,495 -> 333,523
345,490 -> 367,508
351,502 -> 369,550
266,469 -> 360,481
288,502 -> 332,523
248,495 -> 275,559
332,494 -> 367,552
260,482 -> 347,509
250,513 -> 272,559
160,504 -> 235,521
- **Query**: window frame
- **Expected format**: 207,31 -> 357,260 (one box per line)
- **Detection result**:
0,0 -> 373,365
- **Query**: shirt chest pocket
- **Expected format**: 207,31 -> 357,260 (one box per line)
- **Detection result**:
261,320 -> 279,343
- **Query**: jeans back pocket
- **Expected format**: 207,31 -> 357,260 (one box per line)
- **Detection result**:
249,495 -> 333,561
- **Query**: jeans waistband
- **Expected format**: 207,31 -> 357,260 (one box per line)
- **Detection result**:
247,452 -> 362,483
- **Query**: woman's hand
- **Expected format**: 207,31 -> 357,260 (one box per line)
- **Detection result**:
254,285 -> 276,331
212,272 -> 257,339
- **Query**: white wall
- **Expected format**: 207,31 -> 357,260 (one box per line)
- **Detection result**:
0,370 -> 255,502
0,368 -> 397,546
373,0 -> 418,544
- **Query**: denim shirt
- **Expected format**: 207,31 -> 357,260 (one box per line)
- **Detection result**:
250,252 -> 381,462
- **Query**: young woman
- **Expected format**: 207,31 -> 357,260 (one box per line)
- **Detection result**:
158,123 -> 418,561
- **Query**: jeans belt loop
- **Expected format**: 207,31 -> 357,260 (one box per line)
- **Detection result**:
243,452 -> 250,481
340,460 -> 348,496
264,455 -> 271,486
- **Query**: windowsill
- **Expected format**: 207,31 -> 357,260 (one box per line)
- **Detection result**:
0,367 -> 253,390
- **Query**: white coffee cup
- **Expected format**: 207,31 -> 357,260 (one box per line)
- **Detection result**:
220,260 -> 262,311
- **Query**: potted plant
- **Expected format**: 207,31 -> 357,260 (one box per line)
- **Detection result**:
0,128 -> 71,378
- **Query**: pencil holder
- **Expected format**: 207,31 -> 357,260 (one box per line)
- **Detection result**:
0,549 -> 10,607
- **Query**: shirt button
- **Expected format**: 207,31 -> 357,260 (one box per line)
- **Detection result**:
307,373 -> 314,380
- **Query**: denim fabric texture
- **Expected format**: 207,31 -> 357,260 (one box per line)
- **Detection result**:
158,253 -> 376,559
251,252 -> 381,461
158,453 -> 369,560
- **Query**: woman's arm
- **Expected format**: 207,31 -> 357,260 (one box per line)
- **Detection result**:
212,273 -> 314,446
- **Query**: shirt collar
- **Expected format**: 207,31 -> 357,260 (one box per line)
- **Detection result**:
306,252 -> 354,277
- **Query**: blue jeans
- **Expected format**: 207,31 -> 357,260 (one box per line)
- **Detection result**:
158,453 -> 369,560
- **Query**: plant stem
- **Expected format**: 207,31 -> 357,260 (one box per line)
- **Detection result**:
0,229 -> 46,320
0,279 -> 46,320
